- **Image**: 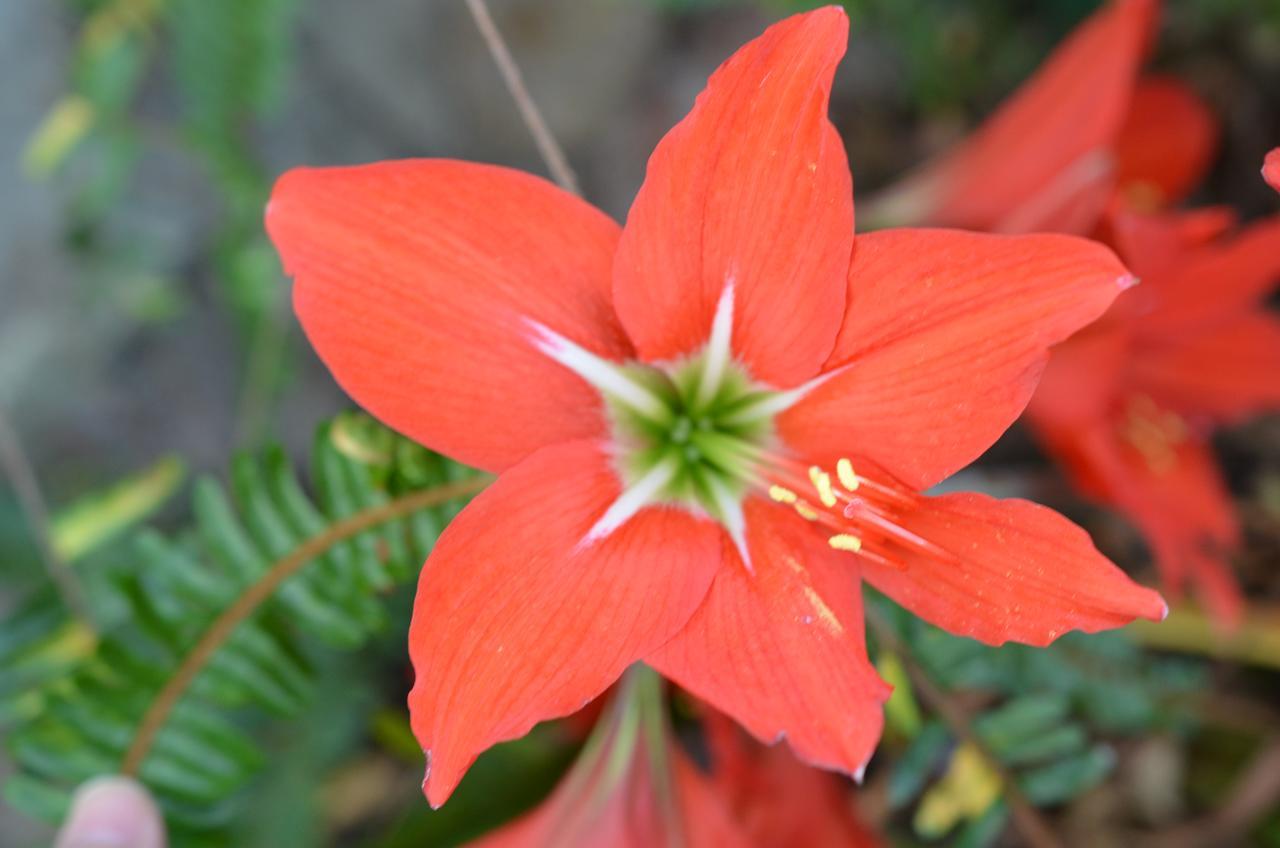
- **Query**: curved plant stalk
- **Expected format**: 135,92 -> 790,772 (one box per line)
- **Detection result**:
121,476 -> 487,776
463,0 -> 580,195
0,408 -> 93,631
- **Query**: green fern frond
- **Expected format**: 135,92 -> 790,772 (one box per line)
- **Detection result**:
2,412 -> 483,838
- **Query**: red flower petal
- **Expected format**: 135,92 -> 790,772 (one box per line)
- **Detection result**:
612,7 -> 853,387
703,713 -> 885,848
871,0 -> 1154,233
267,161 -> 630,474
475,759 -> 744,848
1108,205 -> 1238,281
1139,213 -> 1280,335
1045,424 -> 1242,626
407,441 -> 722,806
779,229 -> 1131,491
861,492 -> 1167,647
1027,325 -> 1131,439
647,499 -> 889,780
1139,478 -> 1243,628
1265,148 -> 1280,192
1114,75 -> 1218,208
472,678 -> 747,848
1131,312 -> 1280,422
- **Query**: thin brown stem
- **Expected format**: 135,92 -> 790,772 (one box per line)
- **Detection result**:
120,476 -> 487,777
864,605 -> 1064,848
0,408 -> 94,629
463,0 -> 581,195
1142,737 -> 1280,847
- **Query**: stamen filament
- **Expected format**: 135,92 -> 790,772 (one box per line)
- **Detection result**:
845,501 -> 958,564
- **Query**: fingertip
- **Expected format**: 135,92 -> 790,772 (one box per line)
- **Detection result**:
54,776 -> 165,848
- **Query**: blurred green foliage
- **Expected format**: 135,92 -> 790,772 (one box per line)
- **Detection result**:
2,413 -> 480,845
871,591 -> 1204,845
25,0 -> 302,441
9,0 -> 1279,844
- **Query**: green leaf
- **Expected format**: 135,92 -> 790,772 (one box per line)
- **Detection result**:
1020,746 -> 1115,806
51,456 -> 186,562
889,721 -> 951,810
2,414 -> 479,842
3,773 -> 72,825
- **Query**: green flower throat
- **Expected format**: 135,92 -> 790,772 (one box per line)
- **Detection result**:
607,350 -> 783,514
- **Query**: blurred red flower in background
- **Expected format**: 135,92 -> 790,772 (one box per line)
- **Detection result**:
1026,208 -> 1280,624
469,671 -> 744,848
866,0 -> 1164,233
700,707 -> 883,848
869,0 -> 1280,623
267,7 -> 1165,808
472,673 -> 883,848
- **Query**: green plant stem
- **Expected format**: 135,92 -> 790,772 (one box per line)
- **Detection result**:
120,476 -> 487,777
234,288 -> 291,447
0,408 -> 94,631
1130,605 -> 1280,670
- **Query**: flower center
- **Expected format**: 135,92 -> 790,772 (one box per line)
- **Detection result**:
1117,394 -> 1186,474
527,284 -> 944,572
606,350 -> 781,516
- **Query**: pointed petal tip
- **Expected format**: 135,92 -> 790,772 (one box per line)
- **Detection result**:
1118,273 -> 1141,290
810,4 -> 848,21
264,166 -> 312,217
422,756 -> 458,810
786,4 -> 848,31
421,754 -> 445,810
808,4 -> 850,43
1129,586 -> 1168,624
1264,148 -> 1280,191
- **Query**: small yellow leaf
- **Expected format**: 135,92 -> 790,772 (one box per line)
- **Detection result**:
877,652 -> 922,738
51,456 -> 186,562
914,743 -> 1002,838
23,96 -> 95,177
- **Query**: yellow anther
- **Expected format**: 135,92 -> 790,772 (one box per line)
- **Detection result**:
828,533 -> 862,552
836,458 -> 859,491
768,485 -> 798,505
808,465 -> 837,508
794,501 -> 819,521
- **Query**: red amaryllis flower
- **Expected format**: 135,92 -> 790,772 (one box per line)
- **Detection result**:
266,7 -> 1165,807
1266,148 -> 1280,192
867,0 -> 1218,234
1026,207 -> 1280,623
701,708 -> 882,848
469,670 -> 744,848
